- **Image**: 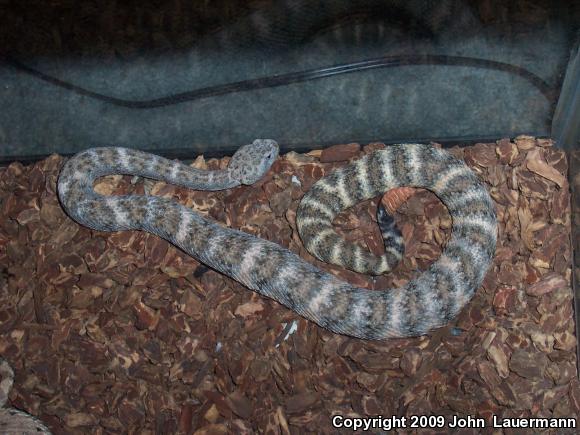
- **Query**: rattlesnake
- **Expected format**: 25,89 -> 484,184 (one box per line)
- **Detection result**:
58,140 -> 496,339
0,358 -> 52,434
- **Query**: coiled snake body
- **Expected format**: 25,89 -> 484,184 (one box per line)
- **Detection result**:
58,140 -> 496,340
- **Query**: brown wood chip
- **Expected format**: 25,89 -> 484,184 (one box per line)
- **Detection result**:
0,137 -> 576,432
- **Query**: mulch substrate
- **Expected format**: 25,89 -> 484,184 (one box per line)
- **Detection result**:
0,136 -> 577,434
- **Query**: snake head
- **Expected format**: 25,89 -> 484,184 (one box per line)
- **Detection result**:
228,139 -> 279,185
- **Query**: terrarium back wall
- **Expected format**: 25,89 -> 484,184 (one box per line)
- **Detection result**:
0,0 -> 577,161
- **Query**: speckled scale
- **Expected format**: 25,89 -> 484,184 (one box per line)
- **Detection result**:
58,141 -> 496,340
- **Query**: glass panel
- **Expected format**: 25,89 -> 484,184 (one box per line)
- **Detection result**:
0,0 -> 577,162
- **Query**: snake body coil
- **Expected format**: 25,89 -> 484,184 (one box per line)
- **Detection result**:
58,141 -> 496,339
